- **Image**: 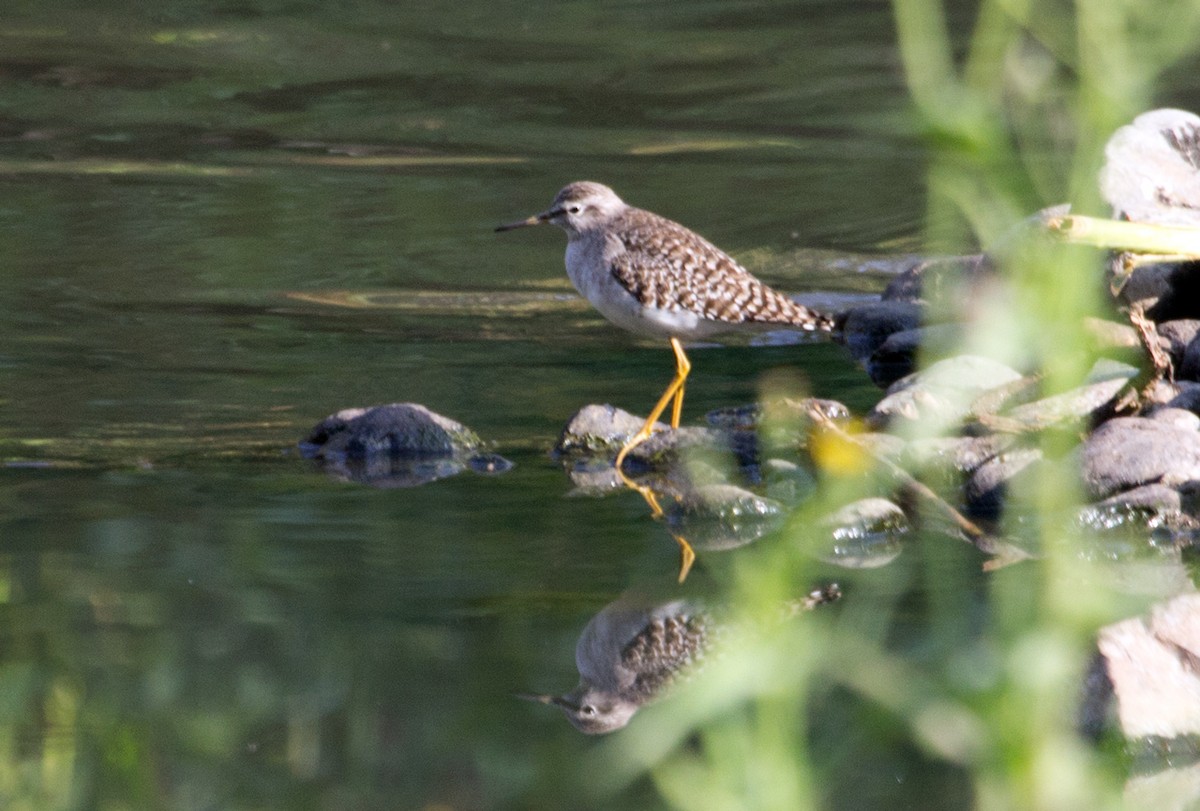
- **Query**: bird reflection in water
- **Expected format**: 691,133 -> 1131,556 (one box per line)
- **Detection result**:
521,583 -> 840,734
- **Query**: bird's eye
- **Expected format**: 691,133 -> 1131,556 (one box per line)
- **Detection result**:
579,704 -> 596,716
568,205 -> 582,214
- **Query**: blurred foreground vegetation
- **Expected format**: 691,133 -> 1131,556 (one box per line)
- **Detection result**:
594,0 -> 1200,809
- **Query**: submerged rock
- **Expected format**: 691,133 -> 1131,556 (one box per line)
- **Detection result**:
299,402 -> 511,487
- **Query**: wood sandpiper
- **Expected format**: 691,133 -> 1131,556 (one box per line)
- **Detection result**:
497,181 -> 835,470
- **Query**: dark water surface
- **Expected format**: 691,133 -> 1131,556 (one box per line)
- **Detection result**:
1,2 -> 999,808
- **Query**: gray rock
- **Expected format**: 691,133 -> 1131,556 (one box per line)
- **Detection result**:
1081,417 -> 1200,499
1097,593 -> 1200,738
1100,108 -> 1200,226
903,434 -> 1015,478
868,355 -> 1024,428
1001,364 -> 1136,430
838,300 -> 924,364
555,402 -> 777,475
555,403 -> 661,455
1158,319 -> 1200,370
298,402 -> 511,487
705,398 -> 851,431
1112,258 -> 1200,323
625,425 -> 724,468
300,402 -> 482,458
1158,380 -> 1200,413
1145,407 -> 1200,431
1181,332 -> 1200,382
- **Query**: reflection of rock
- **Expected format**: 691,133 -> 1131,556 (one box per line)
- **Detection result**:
562,458 -> 626,496
525,585 -> 841,734
665,484 -> 786,551
299,402 -> 511,487
818,498 -> 908,568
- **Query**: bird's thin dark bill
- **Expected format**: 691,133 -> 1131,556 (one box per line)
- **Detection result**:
495,215 -> 544,232
515,692 -> 577,710
516,691 -> 552,705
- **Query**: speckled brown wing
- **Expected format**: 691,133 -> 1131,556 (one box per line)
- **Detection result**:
618,613 -> 710,701
609,208 -> 834,332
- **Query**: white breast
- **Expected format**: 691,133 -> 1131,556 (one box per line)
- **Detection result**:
563,233 -> 722,340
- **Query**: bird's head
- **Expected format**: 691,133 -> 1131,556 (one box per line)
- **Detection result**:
496,181 -> 626,236
518,684 -> 640,735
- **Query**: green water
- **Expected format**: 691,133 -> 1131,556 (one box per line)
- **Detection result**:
0,1 -> 1119,808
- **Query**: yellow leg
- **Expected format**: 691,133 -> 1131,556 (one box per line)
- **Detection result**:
613,465 -> 698,583
614,338 -> 691,470
672,533 -> 697,583
610,338 -> 698,582
669,338 -> 690,429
